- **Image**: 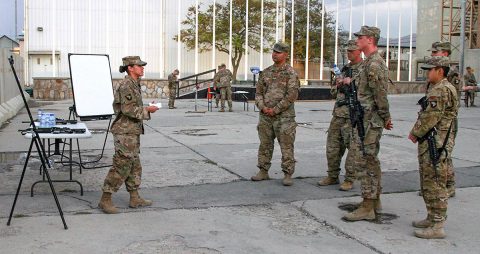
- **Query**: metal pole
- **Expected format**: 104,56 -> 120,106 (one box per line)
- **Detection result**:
261,0 -> 264,70
290,0 -> 294,67
195,0 -> 199,74
52,0 -> 56,77
275,0 -> 279,42
386,0 -> 390,69
408,0 -> 413,81
334,0 -> 339,65
375,0 -> 378,26
213,0 -> 216,71
362,0 -> 366,25
320,0 -> 325,80
460,0 -> 466,78
229,0 -> 232,70
305,0 -> 310,80
15,0 -> 17,38
245,0 -> 249,81
142,0 -> 146,58
349,0 -> 353,40
177,0 -> 181,76
397,5 -> 402,82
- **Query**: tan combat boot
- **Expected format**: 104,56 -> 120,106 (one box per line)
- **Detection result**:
98,192 -> 118,214
343,199 -> 376,221
317,176 -> 339,186
282,174 -> 293,186
414,222 -> 446,239
229,108 -> 233,112
219,108 -> 225,112
412,217 -> 432,228
129,190 -> 153,208
339,180 -> 353,191
251,170 -> 270,181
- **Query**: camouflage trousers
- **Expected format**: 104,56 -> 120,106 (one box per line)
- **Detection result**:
326,116 -> 355,181
418,150 -> 449,223
257,114 -> 297,175
168,86 -> 176,108
217,86 -> 232,110
102,134 -> 142,193
350,126 -> 383,199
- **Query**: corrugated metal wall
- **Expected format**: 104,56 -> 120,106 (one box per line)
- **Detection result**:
27,0 -> 271,80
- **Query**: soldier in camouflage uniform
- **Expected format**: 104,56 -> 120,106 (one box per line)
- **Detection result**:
427,41 -> 458,197
409,56 -> 458,239
98,56 -> 159,214
213,64 -> 234,112
464,66 -> 477,107
168,69 -> 179,109
318,40 -> 361,191
342,26 -> 393,222
251,42 -> 300,186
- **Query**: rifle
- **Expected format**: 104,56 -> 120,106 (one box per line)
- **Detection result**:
344,67 -> 366,155
417,96 -> 440,181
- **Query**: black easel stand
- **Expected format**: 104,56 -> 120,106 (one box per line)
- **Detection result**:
6,56 -> 68,230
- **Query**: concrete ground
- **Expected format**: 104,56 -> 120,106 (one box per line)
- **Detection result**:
0,95 -> 479,254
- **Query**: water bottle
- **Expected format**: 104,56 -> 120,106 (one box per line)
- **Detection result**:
50,113 -> 56,127
333,64 -> 342,77
37,109 -> 43,123
48,159 -> 55,169
40,112 -> 47,128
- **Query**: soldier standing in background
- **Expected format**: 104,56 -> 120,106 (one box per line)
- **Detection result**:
409,56 -> 458,239
318,40 -> 361,191
464,66 -> 477,107
213,64 -> 234,112
341,26 -> 393,221
168,69 -> 179,109
251,42 -> 300,186
98,56 -> 159,214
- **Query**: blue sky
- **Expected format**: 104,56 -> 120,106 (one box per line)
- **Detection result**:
0,0 -> 416,40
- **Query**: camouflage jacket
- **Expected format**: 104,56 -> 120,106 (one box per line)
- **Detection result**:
410,78 -> 458,155
447,67 -> 461,89
110,76 -> 150,135
213,69 -> 233,88
255,63 -> 300,117
464,73 -> 477,86
353,50 -> 391,128
168,73 -> 177,89
331,62 -> 361,118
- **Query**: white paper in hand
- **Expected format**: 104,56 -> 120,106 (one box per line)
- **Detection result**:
149,102 -> 162,109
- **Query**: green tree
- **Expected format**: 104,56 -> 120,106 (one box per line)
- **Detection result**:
284,0 -> 346,66
175,0 -> 276,81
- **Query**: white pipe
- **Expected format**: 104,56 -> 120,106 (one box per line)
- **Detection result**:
70,0 -> 74,53
260,0 -> 264,69
362,0 -> 366,25
125,0 -> 128,56
52,0 -> 56,77
245,0 -> 249,80
408,0 -> 413,81
397,2 -> 402,81
305,0 -> 310,80
142,0 -> 146,59
229,0 -> 232,70
375,0 -> 378,26
88,0 -> 92,53
334,0 -> 339,65
349,0 -> 352,40
275,0 -> 279,42
386,0 -> 390,69
160,0 -> 164,78
106,0 -> 109,54
282,0 -> 286,41
212,0 -> 216,70
290,0 -> 294,66
24,0 -> 29,84
195,0 -> 199,74
320,0 -> 325,80
177,0 -> 181,75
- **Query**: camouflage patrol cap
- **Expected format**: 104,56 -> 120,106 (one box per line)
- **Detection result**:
427,41 -> 451,54
421,56 -> 450,70
354,26 -> 381,39
272,42 -> 290,53
346,39 -> 359,51
121,56 -> 147,67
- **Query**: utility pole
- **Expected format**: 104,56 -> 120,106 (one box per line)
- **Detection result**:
460,0 -> 466,78
15,0 -> 18,38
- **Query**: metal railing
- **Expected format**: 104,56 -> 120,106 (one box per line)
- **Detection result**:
176,69 -> 216,112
